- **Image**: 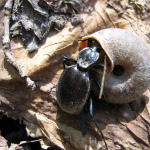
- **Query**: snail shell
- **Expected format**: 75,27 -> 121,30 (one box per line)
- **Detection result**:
78,28 -> 150,104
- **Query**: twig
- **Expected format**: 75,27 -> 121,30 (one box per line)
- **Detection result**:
99,55 -> 107,99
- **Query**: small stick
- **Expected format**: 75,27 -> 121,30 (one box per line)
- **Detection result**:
99,55 -> 107,99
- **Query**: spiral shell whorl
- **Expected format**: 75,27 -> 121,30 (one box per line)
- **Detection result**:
79,28 -> 150,103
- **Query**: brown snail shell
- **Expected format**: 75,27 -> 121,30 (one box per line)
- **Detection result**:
78,28 -> 150,104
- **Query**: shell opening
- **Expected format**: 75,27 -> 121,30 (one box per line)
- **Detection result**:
113,65 -> 125,76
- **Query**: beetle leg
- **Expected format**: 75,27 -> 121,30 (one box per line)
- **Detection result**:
92,119 -> 108,150
77,38 -> 92,47
78,94 -> 93,136
89,95 -> 93,117
88,38 -> 93,47
63,56 -> 77,69
94,64 -> 104,69
78,38 -> 95,47
89,94 -> 108,150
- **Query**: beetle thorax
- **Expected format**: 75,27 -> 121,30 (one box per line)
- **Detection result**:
77,47 -> 100,71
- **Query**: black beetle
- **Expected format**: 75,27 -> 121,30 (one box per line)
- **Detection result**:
56,39 -> 104,117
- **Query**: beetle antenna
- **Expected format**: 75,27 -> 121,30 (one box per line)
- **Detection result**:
99,55 -> 107,99
93,119 -> 108,150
